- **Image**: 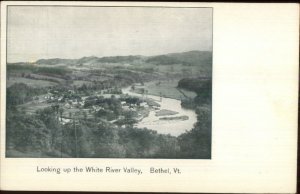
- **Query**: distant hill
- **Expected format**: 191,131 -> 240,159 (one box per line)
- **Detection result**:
33,55 -> 142,66
96,55 -> 142,63
36,58 -> 76,65
168,50 -> 212,66
15,50 -> 212,67
146,50 -> 212,66
145,55 -> 184,65
77,56 -> 99,64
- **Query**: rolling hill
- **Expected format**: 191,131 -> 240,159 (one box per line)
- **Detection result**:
23,50 -> 212,67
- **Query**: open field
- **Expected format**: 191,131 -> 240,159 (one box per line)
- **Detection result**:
133,80 -> 197,100
72,80 -> 93,87
19,101 -> 50,114
7,77 -> 58,88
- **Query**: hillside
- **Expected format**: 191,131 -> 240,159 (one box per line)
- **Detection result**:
146,50 -> 212,66
7,50 -> 212,83
18,50 -> 212,67
33,55 -> 143,66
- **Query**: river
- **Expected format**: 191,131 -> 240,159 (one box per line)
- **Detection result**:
122,87 -> 197,137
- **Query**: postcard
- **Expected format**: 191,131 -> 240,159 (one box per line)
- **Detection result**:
0,1 -> 298,193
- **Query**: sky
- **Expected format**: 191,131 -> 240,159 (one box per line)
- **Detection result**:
7,6 -> 212,63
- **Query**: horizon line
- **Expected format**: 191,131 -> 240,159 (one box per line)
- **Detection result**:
7,49 -> 212,64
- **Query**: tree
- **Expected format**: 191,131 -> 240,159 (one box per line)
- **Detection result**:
131,85 -> 135,91
83,112 -> 87,121
59,107 -> 64,122
177,106 -> 211,158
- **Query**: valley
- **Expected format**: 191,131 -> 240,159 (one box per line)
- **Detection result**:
6,50 -> 212,158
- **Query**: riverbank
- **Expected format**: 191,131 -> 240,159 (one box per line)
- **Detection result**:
155,109 -> 178,116
159,115 -> 189,121
123,85 -> 197,137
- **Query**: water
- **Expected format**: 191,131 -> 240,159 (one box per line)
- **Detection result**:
122,87 -> 197,137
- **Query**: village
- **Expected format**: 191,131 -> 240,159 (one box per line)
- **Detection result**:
21,84 -> 162,128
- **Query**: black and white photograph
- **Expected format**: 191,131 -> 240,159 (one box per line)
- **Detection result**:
6,6 -> 212,158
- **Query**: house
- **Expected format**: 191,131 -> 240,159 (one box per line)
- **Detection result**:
140,102 -> 148,108
118,115 -> 125,120
122,105 -> 130,111
61,118 -> 71,125
92,105 -> 102,112
64,103 -> 71,109
68,90 -> 75,94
